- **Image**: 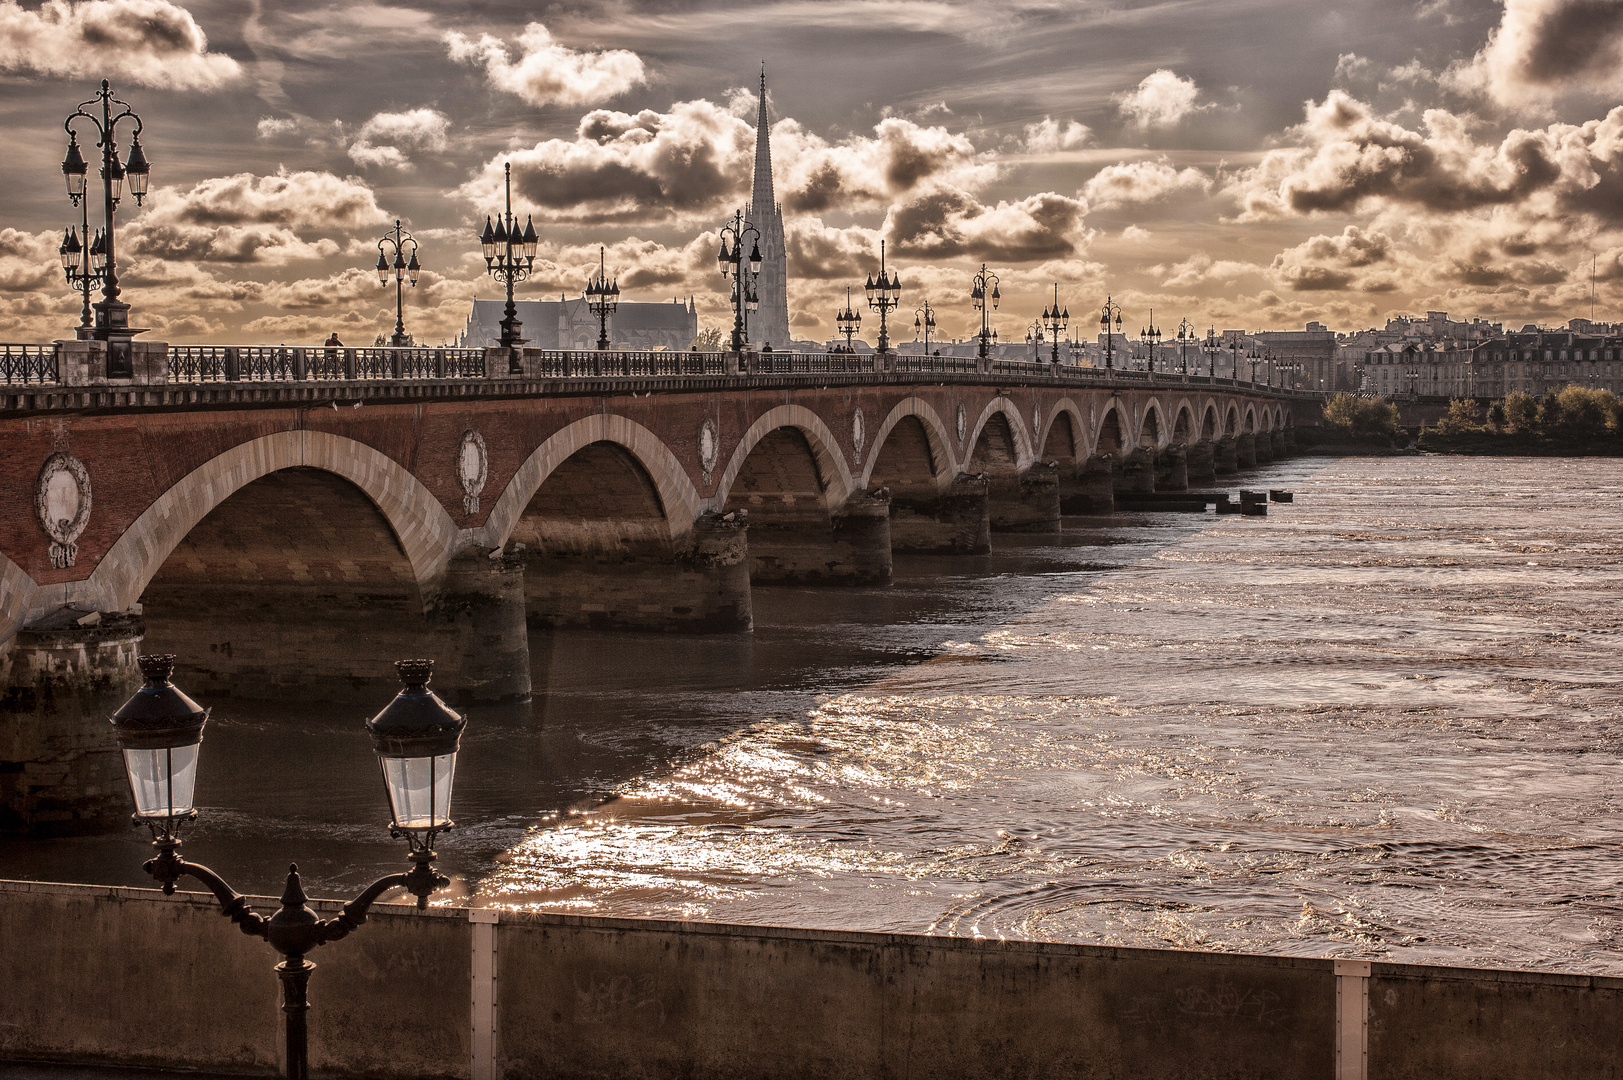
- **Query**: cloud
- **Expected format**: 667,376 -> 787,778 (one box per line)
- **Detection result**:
1022,116 -> 1090,153
1083,160 -> 1212,209
125,169 -> 388,264
347,108 -> 450,168
446,22 -> 645,108
257,117 -> 299,139
1449,0 -> 1623,110
1270,226 -> 1396,291
1333,52 -> 1375,84
1227,91 -> 1623,224
775,115 -> 994,212
1152,252 -> 1261,290
885,188 -> 1088,262
786,218 -> 882,280
0,229 -> 59,294
0,0 -> 239,89
462,99 -> 753,224
1114,70 -> 1210,129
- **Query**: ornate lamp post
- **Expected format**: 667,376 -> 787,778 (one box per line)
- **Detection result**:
971,264 -> 1001,359
1229,335 -> 1243,380
835,287 -> 861,352
1247,344 -> 1262,384
1175,317 -> 1196,377
1140,310 -> 1162,374
1024,321 -> 1044,362
865,240 -> 901,354
585,245 -> 619,351
374,219 -> 421,348
1202,326 -> 1219,378
1042,284 -> 1068,365
110,656 -> 466,1080
717,209 -> 761,351
479,162 -> 538,367
914,299 -> 936,354
1100,295 -> 1123,369
60,80 -> 152,356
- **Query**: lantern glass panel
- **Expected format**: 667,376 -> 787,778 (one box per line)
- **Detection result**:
122,743 -> 200,820
381,751 -> 456,830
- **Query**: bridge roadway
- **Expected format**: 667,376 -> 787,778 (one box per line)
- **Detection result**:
0,341 -> 1318,833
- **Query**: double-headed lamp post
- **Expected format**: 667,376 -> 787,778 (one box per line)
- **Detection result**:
1100,296 -> 1123,369
59,80 -> 151,350
718,210 -> 762,352
111,656 -> 465,1080
865,240 -> 901,354
1175,317 -> 1196,377
914,299 -> 936,354
374,220 -> 421,348
835,287 -> 861,352
1042,284 -> 1068,365
971,264 -> 1001,359
479,162 -> 539,367
1024,321 -> 1044,362
585,245 -> 620,351
1202,326 -> 1219,378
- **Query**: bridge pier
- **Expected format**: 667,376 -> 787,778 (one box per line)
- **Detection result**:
889,474 -> 991,554
1187,441 -> 1216,484
988,463 -> 1060,532
741,494 -> 892,586
1154,446 -> 1188,491
0,612 -> 144,835
1255,432 -> 1275,463
522,512 -> 752,632
427,551 -> 531,703
1237,433 -> 1258,468
1060,456 -> 1114,514
1116,448 -> 1155,494
1214,436 -> 1239,474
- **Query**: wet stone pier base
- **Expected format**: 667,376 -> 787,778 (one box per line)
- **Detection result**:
1060,455 -> 1115,514
888,473 -> 991,554
0,612 -> 144,835
988,462 -> 1061,532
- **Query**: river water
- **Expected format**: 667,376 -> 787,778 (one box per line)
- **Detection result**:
8,455 -> 1623,975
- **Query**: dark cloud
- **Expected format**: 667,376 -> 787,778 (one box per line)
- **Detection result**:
0,0 -> 239,89
1451,0 -> 1623,106
886,188 -> 1086,262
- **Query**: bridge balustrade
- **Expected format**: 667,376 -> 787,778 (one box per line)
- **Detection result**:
0,344 -> 61,385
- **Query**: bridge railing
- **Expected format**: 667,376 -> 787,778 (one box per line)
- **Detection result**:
526,350 -> 728,377
0,344 -> 60,385
167,345 -> 490,382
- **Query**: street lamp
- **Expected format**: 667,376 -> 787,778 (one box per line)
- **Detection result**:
479,162 -> 538,366
1203,326 -> 1219,378
717,209 -> 761,352
1140,310 -> 1162,374
865,240 -> 901,354
914,299 -> 936,354
1042,284 -> 1068,365
970,264 -> 1001,359
1100,295 -> 1123,369
61,79 -> 152,356
1229,334 -> 1243,381
1247,343 -> 1262,384
835,287 -> 861,352
111,656 -> 465,1080
584,245 -> 619,351
374,219 -> 421,348
1175,318 -> 1196,377
1024,321 -> 1044,363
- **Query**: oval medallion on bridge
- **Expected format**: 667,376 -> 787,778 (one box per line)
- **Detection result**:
457,430 -> 488,516
851,407 -> 866,459
956,404 -> 967,444
698,418 -> 719,485
1033,403 -> 1042,439
36,452 -> 91,570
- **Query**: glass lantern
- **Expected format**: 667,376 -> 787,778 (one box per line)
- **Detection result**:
366,659 -> 467,838
109,655 -> 209,833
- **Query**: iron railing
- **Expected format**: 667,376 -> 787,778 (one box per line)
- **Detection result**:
0,344 -> 59,385
167,345 -> 489,382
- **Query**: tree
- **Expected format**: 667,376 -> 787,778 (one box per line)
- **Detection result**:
1486,400 -> 1507,432
1321,392 -> 1405,444
1435,398 -> 1483,435
1503,391 -> 1537,433
689,327 -> 724,351
1539,385 -> 1618,442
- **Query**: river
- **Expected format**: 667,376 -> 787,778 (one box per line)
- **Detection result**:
7,455 -> 1622,974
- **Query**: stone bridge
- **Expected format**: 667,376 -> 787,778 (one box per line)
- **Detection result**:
0,344 -> 1316,832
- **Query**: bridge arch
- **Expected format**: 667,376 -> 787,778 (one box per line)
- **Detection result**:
79,430 -> 459,616
966,397 -> 1034,468
1093,401 -> 1127,456
1225,404 -> 1240,436
861,398 -> 958,491
1171,401 -> 1195,445
484,414 -> 702,551
1037,397 -> 1089,464
1243,405 -> 1256,433
1137,400 -> 1165,449
714,404 -> 854,511
1201,403 -> 1219,440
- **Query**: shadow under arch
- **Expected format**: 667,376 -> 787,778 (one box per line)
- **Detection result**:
860,398 -> 959,492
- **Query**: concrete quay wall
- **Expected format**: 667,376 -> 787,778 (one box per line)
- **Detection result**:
2,880 -> 1621,1080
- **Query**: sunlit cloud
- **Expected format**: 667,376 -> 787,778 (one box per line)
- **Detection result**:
0,0 -> 239,89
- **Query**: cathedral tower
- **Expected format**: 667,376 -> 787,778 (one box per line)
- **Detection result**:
745,65 -> 791,349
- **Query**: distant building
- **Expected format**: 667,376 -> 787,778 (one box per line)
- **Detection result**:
1257,325 -> 1339,389
458,297 -> 696,351
1360,330 -> 1623,398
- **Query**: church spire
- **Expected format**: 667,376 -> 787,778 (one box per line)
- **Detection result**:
752,62 -> 775,215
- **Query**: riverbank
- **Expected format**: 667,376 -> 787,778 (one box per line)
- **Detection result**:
1417,429 -> 1623,454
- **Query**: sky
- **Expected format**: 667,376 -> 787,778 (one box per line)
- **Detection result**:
2,0 -> 1623,346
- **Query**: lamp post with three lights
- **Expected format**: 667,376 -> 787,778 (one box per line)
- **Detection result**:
585,246 -> 620,351
865,241 -> 901,355
970,264 -> 1000,360
718,210 -> 762,352
374,220 -> 421,348
478,162 -> 538,368
1042,284 -> 1068,365
835,287 -> 861,352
